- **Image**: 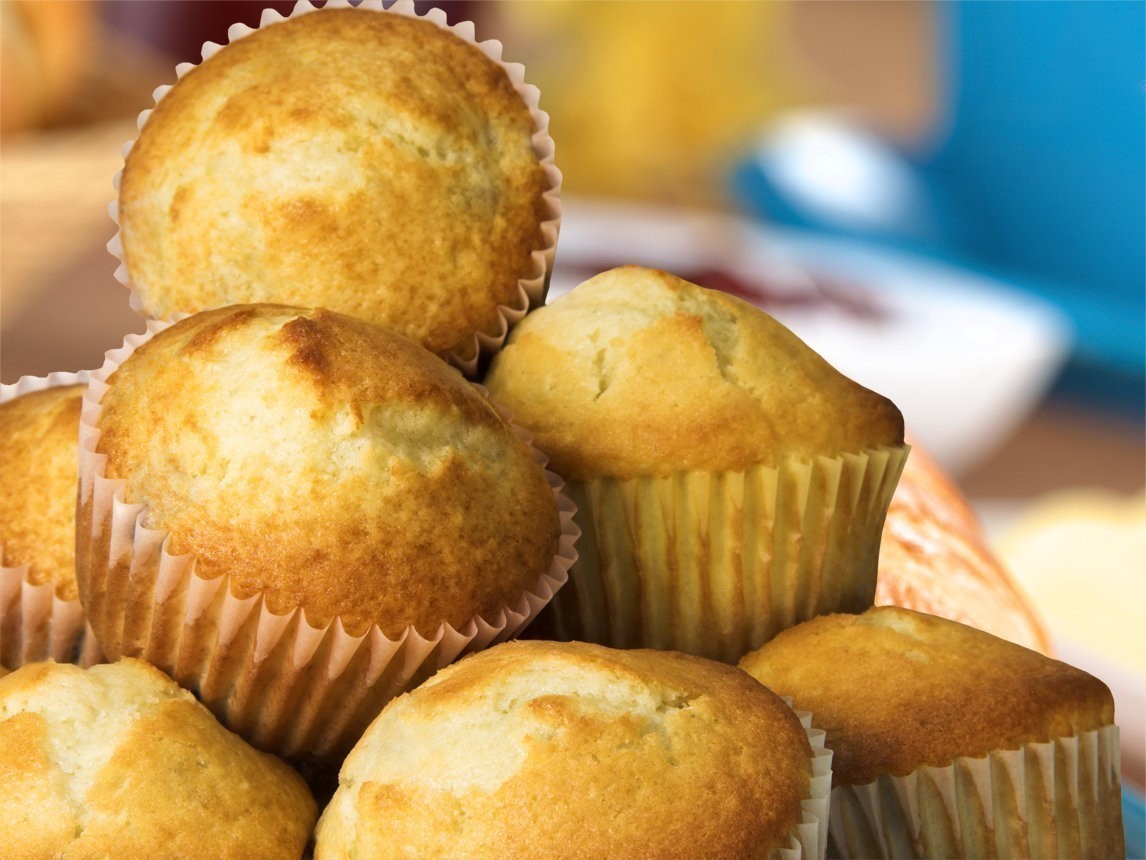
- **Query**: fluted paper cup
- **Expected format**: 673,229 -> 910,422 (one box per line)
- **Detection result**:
76,321 -> 579,761
779,704 -> 834,860
827,724 -> 1124,858
536,446 -> 908,663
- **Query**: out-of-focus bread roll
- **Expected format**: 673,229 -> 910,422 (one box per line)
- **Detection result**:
875,442 -> 1051,654
995,487 -> 1145,791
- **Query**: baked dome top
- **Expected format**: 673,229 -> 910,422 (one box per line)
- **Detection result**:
0,658 -> 316,857
739,606 -> 1114,786
95,304 -> 560,638
484,265 -> 904,480
316,639 -> 814,859
118,6 -> 550,362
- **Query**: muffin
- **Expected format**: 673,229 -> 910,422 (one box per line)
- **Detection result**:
484,265 -> 907,662
0,657 -> 316,858
314,639 -> 831,859
0,374 -> 99,669
739,606 -> 1124,858
876,440 -> 1050,653
76,304 -> 577,759
114,1 -> 560,376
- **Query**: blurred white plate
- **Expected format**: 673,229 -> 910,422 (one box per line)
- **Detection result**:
550,197 -> 1072,477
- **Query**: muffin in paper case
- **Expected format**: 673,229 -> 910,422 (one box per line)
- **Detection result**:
314,640 -> 833,859
1,372 -> 102,670
739,606 -> 1125,859
76,317 -> 579,761
484,265 -> 908,663
536,446 -> 907,664
109,0 -> 561,379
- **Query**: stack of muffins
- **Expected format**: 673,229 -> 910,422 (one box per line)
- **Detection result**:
0,1 -> 1125,857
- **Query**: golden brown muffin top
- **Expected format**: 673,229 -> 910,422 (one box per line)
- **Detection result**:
95,304 -> 560,638
484,266 -> 904,480
316,640 -> 813,859
0,658 -> 316,858
739,606 -> 1114,787
118,7 -> 549,363
0,384 -> 83,598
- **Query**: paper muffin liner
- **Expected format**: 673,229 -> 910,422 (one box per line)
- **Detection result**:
776,703 -> 833,860
75,320 -> 579,762
535,446 -> 908,664
106,0 -> 561,380
1,372 -> 103,670
826,724 -> 1124,858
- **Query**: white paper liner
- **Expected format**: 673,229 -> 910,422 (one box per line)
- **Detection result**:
776,702 -> 833,860
1,372 -> 102,670
538,446 -> 909,664
76,320 -> 579,761
828,724 -> 1124,858
107,0 -> 561,380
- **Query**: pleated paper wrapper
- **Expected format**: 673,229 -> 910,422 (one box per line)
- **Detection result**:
76,322 -> 579,762
536,446 -> 909,663
777,704 -> 834,860
1,372 -> 102,670
828,724 -> 1124,858
106,0 -> 560,380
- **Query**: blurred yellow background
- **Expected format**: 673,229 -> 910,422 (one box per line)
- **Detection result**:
492,0 -> 937,206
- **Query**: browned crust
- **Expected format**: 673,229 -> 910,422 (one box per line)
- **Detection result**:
484,266 -> 904,480
119,7 -> 548,360
739,606 -> 1114,787
318,641 -> 813,858
95,305 -> 560,638
0,385 -> 84,599
0,659 -> 316,857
